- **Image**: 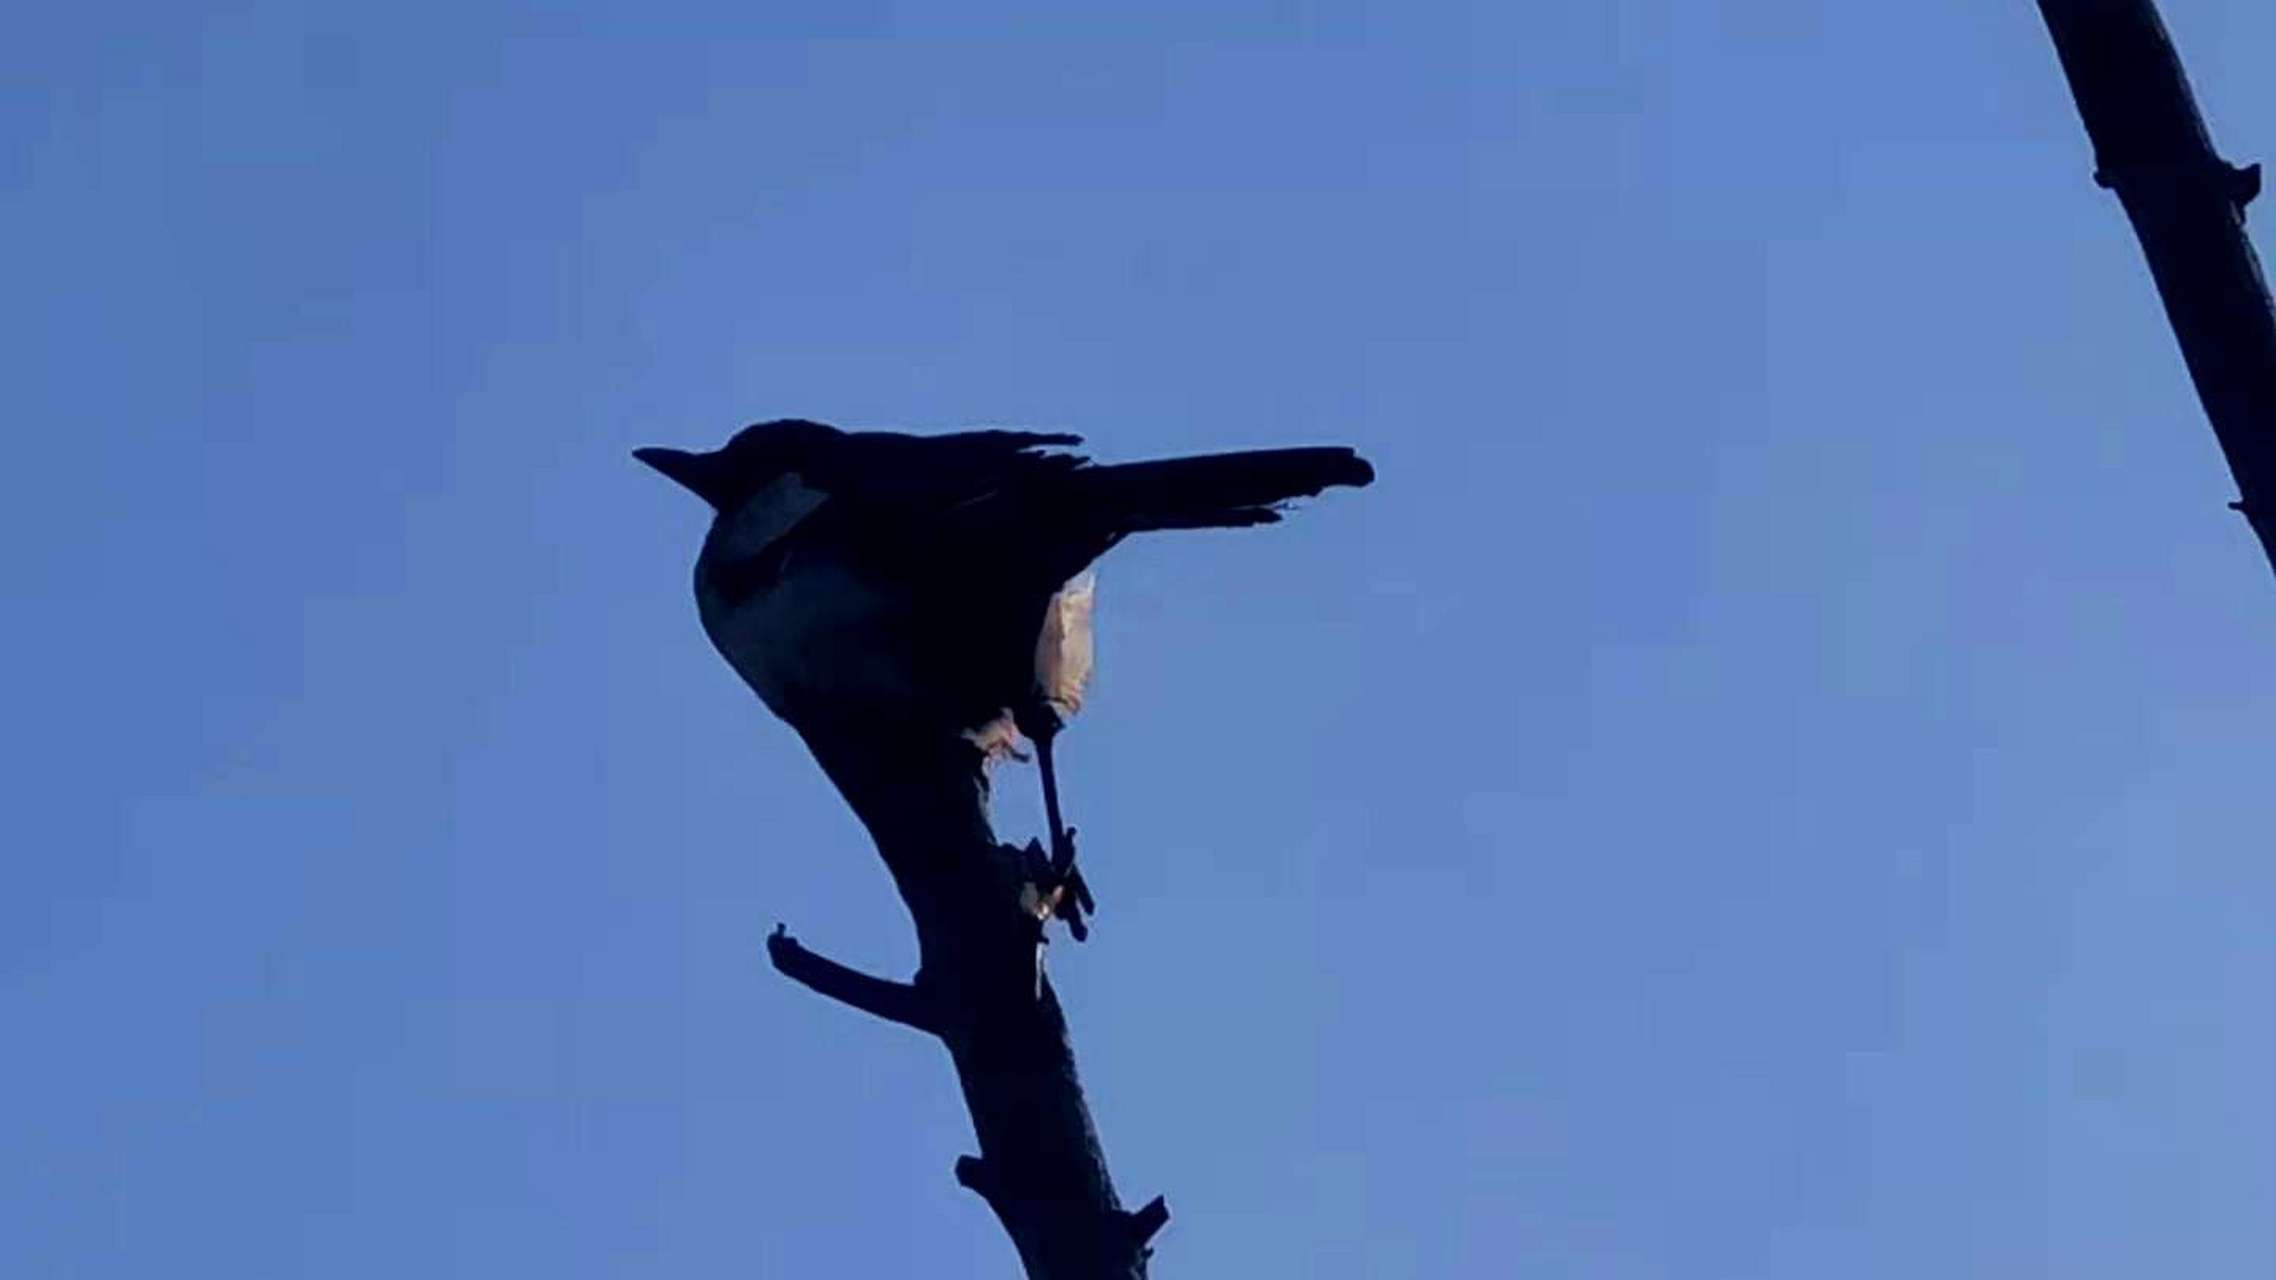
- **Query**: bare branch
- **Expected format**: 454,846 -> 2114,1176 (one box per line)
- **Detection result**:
765,924 -> 937,1035
1124,1196 -> 1170,1251
780,725 -> 1165,1277
2036,0 -> 2276,577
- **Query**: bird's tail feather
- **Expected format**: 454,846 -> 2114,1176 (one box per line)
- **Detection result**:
1073,447 -> 1374,532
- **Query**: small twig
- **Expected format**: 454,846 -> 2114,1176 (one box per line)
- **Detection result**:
1123,1196 -> 1171,1254
766,924 -> 938,1034
957,1154 -> 1170,1274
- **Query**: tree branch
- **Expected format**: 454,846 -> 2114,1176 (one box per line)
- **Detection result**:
776,723 -> 1167,1278
2035,0 -> 2276,578
765,923 -> 938,1035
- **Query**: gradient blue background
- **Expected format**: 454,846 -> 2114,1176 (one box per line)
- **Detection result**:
8,2 -> 2275,1275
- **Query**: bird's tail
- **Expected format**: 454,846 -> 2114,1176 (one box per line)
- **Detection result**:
1071,447 -> 1375,532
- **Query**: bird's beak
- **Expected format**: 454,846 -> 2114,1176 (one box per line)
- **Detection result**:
633,446 -> 729,508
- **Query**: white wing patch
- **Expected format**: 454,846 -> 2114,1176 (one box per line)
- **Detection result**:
719,471 -> 829,561
1035,570 -> 1096,720
964,571 -> 1098,766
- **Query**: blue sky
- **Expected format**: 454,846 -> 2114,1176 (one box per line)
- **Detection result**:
7,1 -> 2276,1275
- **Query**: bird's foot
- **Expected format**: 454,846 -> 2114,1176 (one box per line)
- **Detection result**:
1048,822 -> 1077,877
1013,833 -> 1092,941
1046,827 -> 1093,940
1047,825 -> 1096,914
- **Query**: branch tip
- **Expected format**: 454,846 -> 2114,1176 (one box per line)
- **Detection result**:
766,927 -> 937,1034
953,1155 -> 995,1195
1125,1195 -> 1170,1246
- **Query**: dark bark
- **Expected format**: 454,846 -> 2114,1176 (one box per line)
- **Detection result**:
2035,0 -> 2276,576
770,723 -> 1167,1279
766,925 -> 938,1033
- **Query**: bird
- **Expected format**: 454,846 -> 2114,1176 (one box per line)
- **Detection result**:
637,418 -> 1374,934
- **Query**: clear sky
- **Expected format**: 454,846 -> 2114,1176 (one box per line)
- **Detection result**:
7,2 -> 2276,1276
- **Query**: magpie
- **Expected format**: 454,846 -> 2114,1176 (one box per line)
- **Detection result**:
637,419 -> 1373,934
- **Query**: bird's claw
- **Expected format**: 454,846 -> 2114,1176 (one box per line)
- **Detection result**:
1015,830 -> 1094,941
1051,853 -> 1095,941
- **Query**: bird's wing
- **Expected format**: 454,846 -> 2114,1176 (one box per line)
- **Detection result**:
822,429 -> 1089,511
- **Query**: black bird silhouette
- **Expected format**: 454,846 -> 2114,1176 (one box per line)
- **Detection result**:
637,419 -> 1373,934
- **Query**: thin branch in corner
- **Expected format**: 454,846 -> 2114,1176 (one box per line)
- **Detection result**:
2035,0 -> 2276,578
766,923 -> 938,1035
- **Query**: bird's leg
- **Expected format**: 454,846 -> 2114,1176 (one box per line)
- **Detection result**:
1034,734 -> 1091,942
1033,719 -> 1067,855
1014,698 -> 1092,940
1011,697 -> 1068,845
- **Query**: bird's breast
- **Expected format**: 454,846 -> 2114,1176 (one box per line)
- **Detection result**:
698,554 -> 924,719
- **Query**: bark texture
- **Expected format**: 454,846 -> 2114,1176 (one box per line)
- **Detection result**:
2036,0 -> 2276,576
769,723 -> 1166,1279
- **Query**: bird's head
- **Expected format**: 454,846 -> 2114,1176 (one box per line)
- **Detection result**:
633,418 -> 841,510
